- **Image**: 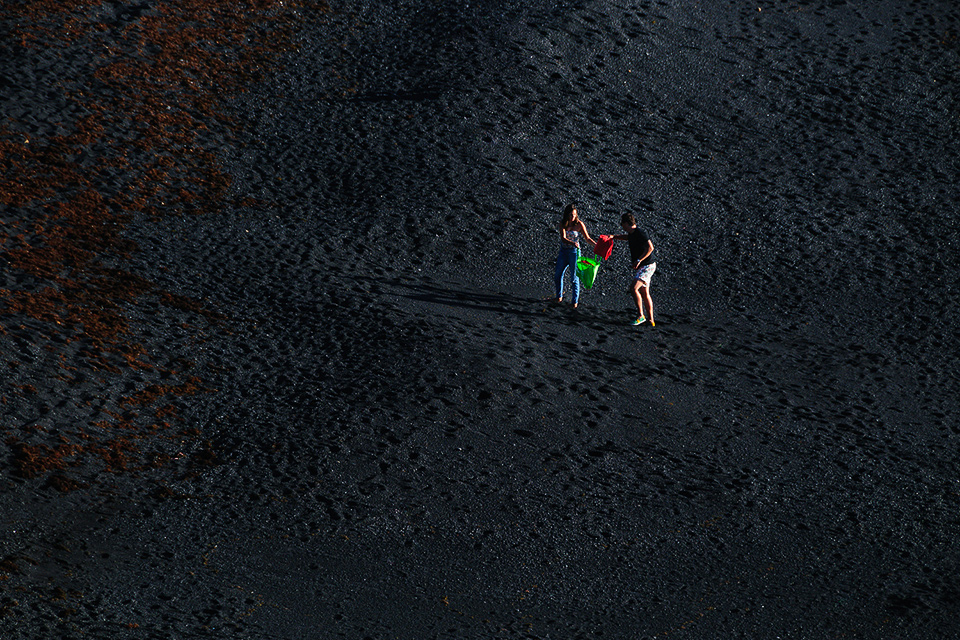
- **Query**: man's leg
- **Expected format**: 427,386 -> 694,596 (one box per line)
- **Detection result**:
630,280 -> 644,320
639,284 -> 654,325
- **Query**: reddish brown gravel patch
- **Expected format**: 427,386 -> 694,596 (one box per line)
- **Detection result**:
1,0 -> 316,486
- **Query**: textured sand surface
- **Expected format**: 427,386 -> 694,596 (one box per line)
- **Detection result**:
2,0 -> 959,638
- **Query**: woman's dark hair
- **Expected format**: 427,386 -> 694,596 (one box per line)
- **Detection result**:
560,203 -> 578,228
621,213 -> 636,226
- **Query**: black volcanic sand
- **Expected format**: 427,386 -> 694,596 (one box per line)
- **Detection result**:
3,0 -> 960,638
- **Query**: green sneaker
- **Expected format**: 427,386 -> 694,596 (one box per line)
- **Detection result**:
632,317 -> 645,326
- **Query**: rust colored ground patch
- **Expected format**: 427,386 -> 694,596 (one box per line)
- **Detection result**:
1,0 -> 315,487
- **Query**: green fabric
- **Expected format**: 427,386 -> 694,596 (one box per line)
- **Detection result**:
576,255 -> 601,289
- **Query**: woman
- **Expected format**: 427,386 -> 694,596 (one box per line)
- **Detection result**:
555,203 -> 596,308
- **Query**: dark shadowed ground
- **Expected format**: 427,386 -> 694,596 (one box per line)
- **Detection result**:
2,0 -> 959,638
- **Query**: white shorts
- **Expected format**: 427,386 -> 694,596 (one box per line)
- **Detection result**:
632,262 -> 656,287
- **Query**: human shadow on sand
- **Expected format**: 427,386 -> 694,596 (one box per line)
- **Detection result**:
387,278 -> 545,318
386,277 -> 661,332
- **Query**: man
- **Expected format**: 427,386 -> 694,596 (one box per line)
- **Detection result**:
612,213 -> 656,326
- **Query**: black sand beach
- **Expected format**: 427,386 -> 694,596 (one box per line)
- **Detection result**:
2,0 -> 960,637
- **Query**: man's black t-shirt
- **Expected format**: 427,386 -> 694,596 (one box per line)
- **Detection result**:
628,227 -> 655,266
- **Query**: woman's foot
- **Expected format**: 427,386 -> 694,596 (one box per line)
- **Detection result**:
631,316 -> 646,325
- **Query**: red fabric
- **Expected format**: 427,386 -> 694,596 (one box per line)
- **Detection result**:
594,235 -> 614,260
